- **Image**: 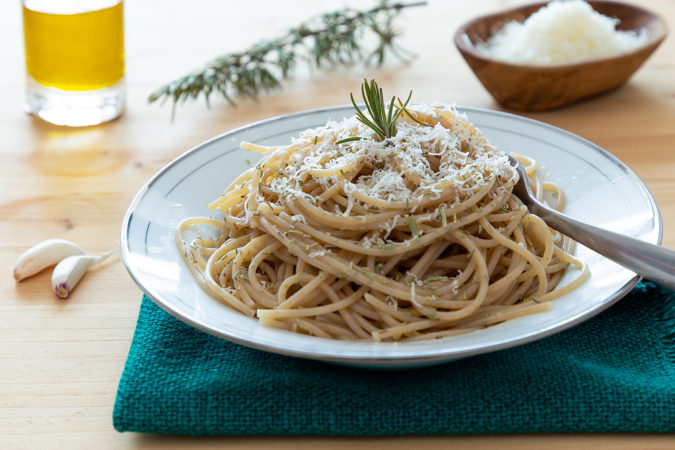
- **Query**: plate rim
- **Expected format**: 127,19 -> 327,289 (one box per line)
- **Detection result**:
121,104 -> 663,366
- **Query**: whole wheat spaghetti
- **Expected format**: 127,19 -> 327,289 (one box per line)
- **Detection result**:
176,103 -> 588,341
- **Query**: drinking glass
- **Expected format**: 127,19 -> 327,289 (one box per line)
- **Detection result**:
23,0 -> 125,126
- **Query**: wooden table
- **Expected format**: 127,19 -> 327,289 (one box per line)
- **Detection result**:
2,1 -> 673,448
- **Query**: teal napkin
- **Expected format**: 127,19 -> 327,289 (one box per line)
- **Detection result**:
113,282 -> 674,435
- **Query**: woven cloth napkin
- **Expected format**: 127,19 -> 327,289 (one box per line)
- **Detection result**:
113,281 -> 674,435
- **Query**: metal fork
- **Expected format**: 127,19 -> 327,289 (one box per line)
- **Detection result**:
507,155 -> 675,291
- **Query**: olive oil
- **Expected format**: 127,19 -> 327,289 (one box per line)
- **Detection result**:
23,2 -> 124,91
22,0 -> 125,126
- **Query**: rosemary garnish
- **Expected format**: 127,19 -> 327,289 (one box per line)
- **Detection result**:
408,217 -> 418,238
335,136 -> 364,145
423,275 -> 448,285
149,1 -> 425,113
397,97 -> 429,126
350,79 -> 412,140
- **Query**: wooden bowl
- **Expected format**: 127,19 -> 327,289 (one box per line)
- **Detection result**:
454,1 -> 668,111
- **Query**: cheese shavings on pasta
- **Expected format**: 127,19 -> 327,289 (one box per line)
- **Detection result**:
269,106 -> 509,207
177,104 -> 588,342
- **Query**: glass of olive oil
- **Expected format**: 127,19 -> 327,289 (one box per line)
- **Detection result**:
23,0 -> 125,126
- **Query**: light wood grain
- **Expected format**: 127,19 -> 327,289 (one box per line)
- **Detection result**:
1,1 -> 674,448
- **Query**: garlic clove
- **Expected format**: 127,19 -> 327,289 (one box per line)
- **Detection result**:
13,239 -> 85,282
51,250 -> 115,299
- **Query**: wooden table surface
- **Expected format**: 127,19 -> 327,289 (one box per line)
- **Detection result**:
2,0 -> 674,448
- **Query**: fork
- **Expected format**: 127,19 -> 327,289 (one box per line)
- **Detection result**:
507,155 -> 675,291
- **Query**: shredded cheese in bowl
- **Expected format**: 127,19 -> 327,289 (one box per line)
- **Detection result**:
476,0 -> 649,65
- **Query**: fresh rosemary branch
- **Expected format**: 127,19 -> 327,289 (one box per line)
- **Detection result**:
149,1 -> 426,112
350,79 -> 411,140
339,79 -> 430,144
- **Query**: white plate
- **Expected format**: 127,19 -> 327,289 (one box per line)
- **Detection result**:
121,106 -> 661,369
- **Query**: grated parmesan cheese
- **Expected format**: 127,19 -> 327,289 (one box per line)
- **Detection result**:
261,104 -> 512,212
476,0 -> 649,65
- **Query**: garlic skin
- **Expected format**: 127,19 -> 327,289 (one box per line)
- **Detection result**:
13,239 -> 85,282
51,250 -> 115,299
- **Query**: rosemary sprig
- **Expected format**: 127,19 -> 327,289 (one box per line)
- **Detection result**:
408,216 -> 418,238
350,79 -> 414,140
335,136 -> 364,145
397,97 -> 429,126
149,1 -> 426,113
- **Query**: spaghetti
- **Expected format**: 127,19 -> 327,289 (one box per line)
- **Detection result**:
177,104 -> 588,341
